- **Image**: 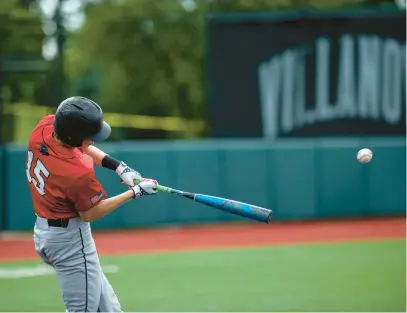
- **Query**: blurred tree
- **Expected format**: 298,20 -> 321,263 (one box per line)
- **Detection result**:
66,0 -> 206,136
0,0 -> 47,142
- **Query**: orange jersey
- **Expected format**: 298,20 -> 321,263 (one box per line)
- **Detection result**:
26,115 -> 107,219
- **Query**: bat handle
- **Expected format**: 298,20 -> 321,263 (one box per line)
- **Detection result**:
132,178 -> 173,194
156,184 -> 172,194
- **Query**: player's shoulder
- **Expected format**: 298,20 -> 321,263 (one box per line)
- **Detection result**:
35,115 -> 55,130
72,167 -> 98,182
29,115 -> 55,142
68,155 -> 95,175
59,166 -> 97,186
45,149 -> 95,178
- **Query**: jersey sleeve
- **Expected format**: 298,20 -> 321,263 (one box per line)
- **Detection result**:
38,115 -> 55,127
67,171 -> 107,212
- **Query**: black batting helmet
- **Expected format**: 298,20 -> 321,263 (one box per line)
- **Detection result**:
53,96 -> 111,147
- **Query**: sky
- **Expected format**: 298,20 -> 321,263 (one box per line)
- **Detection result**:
38,0 -> 88,60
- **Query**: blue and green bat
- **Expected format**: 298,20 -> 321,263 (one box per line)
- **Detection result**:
136,180 -> 273,224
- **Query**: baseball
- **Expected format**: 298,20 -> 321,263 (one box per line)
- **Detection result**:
357,148 -> 373,164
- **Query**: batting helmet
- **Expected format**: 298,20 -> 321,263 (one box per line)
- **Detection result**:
53,96 -> 111,147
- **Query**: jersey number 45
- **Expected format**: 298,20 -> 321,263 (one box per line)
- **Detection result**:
26,150 -> 50,196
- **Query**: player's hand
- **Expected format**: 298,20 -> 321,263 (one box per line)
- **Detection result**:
115,161 -> 142,187
130,178 -> 158,198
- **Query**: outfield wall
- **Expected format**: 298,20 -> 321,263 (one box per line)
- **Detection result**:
1,137 -> 405,230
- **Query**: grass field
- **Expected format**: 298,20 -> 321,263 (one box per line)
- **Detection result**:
0,239 -> 405,312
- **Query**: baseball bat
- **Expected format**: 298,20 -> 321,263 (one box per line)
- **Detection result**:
137,180 -> 272,224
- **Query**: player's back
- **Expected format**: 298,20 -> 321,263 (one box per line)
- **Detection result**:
26,115 -> 96,219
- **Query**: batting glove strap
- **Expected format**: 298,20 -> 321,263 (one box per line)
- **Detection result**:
131,185 -> 149,199
115,161 -> 130,175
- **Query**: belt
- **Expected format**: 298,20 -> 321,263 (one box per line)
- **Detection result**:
47,218 -> 70,228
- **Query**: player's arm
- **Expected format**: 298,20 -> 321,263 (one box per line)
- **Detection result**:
84,145 -> 107,166
81,190 -> 134,222
85,145 -> 143,186
69,172 -> 158,222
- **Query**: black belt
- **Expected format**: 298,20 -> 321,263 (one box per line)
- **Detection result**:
47,218 -> 70,228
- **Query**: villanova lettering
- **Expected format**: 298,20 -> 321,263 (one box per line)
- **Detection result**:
258,34 -> 406,139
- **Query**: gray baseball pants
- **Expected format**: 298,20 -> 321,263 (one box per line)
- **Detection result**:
34,216 -> 122,312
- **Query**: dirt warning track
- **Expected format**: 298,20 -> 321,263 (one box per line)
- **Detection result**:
0,216 -> 405,262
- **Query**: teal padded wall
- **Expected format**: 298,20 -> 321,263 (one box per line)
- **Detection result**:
5,145 -> 36,230
3,137 -> 405,230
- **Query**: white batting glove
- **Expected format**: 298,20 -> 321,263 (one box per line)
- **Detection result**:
115,162 -> 142,187
130,178 -> 158,198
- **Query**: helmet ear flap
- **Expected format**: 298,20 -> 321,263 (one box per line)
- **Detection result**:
56,133 -> 83,147
65,135 -> 83,147
53,119 -> 83,147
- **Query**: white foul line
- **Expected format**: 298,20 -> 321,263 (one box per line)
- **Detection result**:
0,264 -> 120,279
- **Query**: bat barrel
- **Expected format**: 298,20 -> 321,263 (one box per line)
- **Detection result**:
150,182 -> 273,223
194,194 -> 272,223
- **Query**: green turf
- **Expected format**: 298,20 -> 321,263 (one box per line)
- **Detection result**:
0,240 -> 405,312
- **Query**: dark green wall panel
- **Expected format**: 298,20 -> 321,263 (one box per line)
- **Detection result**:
316,146 -> 367,218
220,148 -> 270,223
3,137 -> 405,230
170,148 -> 225,223
6,147 -> 36,230
272,147 -> 317,219
367,146 -> 406,215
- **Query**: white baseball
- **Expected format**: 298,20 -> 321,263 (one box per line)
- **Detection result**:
357,148 -> 373,164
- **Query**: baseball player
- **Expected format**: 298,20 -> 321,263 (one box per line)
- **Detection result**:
26,96 -> 158,312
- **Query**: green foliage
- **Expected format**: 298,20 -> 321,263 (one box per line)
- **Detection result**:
67,0 -> 206,121
0,0 -> 46,142
0,0 -> 43,55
